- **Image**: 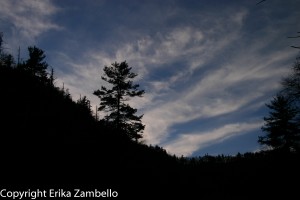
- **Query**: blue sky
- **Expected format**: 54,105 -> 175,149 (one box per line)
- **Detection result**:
1,0 -> 300,157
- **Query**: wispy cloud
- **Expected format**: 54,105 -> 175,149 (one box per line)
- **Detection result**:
0,0 -> 61,51
163,121 -> 262,157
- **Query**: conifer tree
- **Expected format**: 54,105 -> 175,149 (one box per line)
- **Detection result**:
25,46 -> 48,79
93,61 -> 145,141
259,94 -> 299,151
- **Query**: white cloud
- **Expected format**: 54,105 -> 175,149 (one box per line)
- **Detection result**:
142,87 -> 256,146
0,0 -> 61,50
164,122 -> 262,157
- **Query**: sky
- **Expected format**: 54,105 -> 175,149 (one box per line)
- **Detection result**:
1,0 -> 300,157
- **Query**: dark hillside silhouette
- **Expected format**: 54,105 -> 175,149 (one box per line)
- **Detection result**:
0,34 -> 300,199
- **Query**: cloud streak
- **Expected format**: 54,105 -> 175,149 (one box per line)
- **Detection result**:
164,121 -> 263,157
0,0 -> 61,53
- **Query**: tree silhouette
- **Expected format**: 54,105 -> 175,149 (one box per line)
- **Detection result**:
1,54 -> 14,68
49,67 -> 55,86
282,56 -> 300,101
0,33 -> 15,69
77,95 -> 91,109
259,94 -> 299,152
77,95 -> 92,115
256,0 -> 266,5
93,61 -> 145,141
0,32 -> 3,55
24,46 -> 48,79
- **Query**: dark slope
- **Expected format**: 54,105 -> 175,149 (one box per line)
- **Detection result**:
0,66 -> 181,198
1,66 -> 300,199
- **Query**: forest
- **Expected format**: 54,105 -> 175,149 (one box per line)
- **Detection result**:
1,32 -> 300,199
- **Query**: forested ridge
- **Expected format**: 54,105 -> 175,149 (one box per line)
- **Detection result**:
1,35 -> 300,199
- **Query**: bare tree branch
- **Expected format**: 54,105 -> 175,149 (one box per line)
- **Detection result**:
256,0 -> 266,5
290,46 -> 300,49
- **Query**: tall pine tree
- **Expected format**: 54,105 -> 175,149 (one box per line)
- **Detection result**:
259,94 -> 299,151
25,46 -> 48,80
93,61 -> 145,141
